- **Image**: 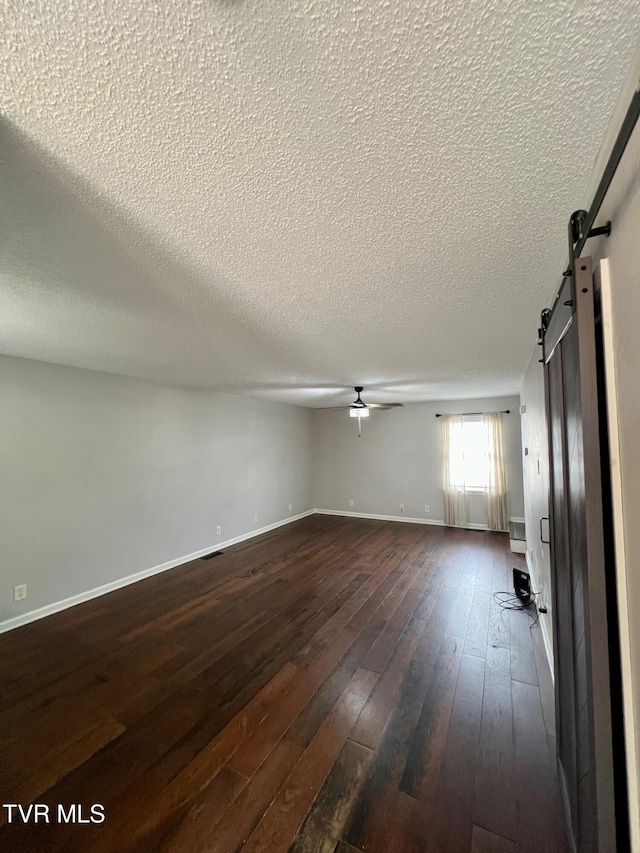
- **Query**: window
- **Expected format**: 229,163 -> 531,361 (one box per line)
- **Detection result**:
447,417 -> 492,492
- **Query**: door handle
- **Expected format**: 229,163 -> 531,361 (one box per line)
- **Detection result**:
540,516 -> 550,545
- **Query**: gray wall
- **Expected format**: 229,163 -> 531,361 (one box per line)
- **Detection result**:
312,395 -> 524,527
0,355 -> 313,625
520,352 -> 553,666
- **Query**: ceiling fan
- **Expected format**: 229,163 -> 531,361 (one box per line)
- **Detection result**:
328,387 -> 404,436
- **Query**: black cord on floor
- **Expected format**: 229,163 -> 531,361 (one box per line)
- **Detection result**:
493,590 -> 540,629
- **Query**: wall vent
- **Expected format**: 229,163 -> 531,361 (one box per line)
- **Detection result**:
509,519 -> 525,541
509,518 -> 526,554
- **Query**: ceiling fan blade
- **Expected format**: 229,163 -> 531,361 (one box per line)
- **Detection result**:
318,402 -> 405,410
366,403 -> 405,409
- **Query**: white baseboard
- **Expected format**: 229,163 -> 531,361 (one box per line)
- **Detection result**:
0,510 -> 315,635
313,508 -> 491,531
0,508 -> 507,635
526,550 -> 554,681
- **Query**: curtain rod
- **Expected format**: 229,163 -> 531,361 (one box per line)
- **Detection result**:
435,410 -> 511,418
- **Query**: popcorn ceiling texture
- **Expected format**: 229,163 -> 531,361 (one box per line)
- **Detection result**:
2,0 -> 639,405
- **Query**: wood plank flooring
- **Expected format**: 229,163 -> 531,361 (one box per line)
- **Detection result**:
0,515 -> 568,852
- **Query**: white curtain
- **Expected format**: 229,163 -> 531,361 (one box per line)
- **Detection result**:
442,412 -> 508,530
483,412 -> 508,531
442,415 -> 468,527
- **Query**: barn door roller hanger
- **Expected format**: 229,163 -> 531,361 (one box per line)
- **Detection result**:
538,80 -> 640,353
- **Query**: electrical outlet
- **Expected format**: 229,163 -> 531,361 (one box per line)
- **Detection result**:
288,503 -> 293,512
424,505 -> 430,513
216,525 -> 221,535
14,584 -> 27,602
349,499 -> 354,506
400,504 -> 404,512
254,514 -> 258,523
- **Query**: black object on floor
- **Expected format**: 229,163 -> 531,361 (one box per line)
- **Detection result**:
513,568 -> 532,602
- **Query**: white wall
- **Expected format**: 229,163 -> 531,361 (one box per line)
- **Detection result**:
520,351 -> 553,666
0,355 -> 314,627
519,57 -> 640,844
312,395 -> 524,527
592,138 -> 640,847
520,180 -> 640,844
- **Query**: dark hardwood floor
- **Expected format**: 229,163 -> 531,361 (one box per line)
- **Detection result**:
0,515 -> 568,852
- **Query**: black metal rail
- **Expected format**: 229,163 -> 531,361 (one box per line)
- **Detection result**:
574,80 -> 640,261
542,78 -> 640,344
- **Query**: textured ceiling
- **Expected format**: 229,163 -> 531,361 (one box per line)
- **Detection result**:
2,1 -> 639,406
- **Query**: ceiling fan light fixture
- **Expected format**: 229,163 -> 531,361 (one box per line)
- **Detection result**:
350,406 -> 369,418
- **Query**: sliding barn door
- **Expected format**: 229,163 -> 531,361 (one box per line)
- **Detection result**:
543,256 -> 626,852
